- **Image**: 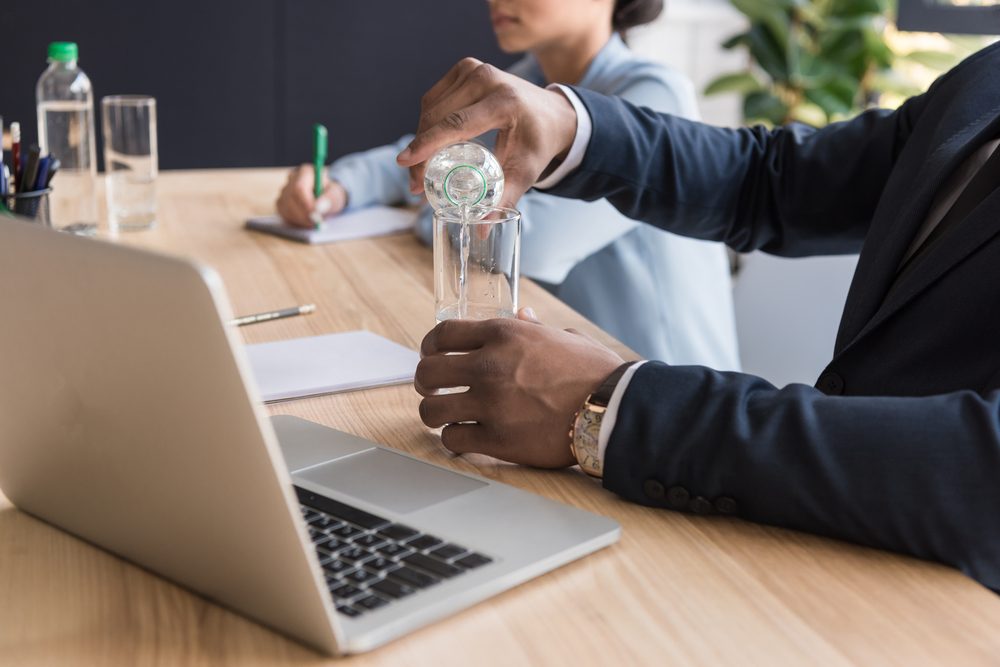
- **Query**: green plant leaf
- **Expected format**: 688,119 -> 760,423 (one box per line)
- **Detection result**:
744,91 -> 789,125
820,28 -> 866,66
731,0 -> 799,21
832,0 -> 887,17
746,24 -> 791,83
705,72 -> 766,96
805,77 -> 858,117
797,50 -> 842,87
861,26 -> 894,68
722,31 -> 750,50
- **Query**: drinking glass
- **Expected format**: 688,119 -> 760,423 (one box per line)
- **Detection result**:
433,206 -> 520,323
101,95 -> 157,231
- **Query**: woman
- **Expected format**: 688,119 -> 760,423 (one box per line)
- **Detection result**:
276,0 -> 739,368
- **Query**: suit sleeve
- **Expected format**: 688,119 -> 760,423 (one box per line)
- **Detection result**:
544,87 -> 930,257
604,362 -> 1000,591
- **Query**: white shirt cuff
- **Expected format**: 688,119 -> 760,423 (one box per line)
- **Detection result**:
534,84 -> 592,190
598,361 -> 648,468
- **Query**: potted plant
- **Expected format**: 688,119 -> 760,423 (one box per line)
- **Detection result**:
706,0 -> 972,126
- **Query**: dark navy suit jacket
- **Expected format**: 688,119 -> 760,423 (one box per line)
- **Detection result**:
547,43 -> 1000,590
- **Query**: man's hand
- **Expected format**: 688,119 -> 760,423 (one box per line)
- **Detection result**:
275,164 -> 348,228
415,309 -> 625,468
396,58 -> 578,209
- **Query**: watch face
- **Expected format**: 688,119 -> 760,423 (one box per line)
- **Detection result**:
573,408 -> 603,475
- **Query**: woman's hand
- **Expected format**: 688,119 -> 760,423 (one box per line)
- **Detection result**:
275,164 -> 348,227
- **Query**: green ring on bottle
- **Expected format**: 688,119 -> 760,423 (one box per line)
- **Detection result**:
443,164 -> 487,207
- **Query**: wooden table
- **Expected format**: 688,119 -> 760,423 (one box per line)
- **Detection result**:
3,169 -> 1000,666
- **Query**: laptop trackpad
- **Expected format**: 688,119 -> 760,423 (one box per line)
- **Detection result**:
294,448 -> 486,514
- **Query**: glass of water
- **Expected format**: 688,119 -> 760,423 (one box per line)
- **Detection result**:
101,95 -> 157,231
433,206 -> 520,323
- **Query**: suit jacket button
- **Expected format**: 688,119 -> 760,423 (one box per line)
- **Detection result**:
714,496 -> 738,515
666,486 -> 690,508
643,479 -> 665,500
690,496 -> 713,515
817,371 -> 845,395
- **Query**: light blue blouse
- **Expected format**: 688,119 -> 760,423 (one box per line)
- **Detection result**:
328,35 -> 739,369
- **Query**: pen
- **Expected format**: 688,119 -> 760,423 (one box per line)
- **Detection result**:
45,158 -> 61,187
10,122 -> 20,193
21,146 -> 41,195
310,123 -> 328,228
229,303 -> 316,327
34,156 -> 51,191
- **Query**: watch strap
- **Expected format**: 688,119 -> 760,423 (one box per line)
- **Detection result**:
590,361 -> 639,408
569,361 -> 639,477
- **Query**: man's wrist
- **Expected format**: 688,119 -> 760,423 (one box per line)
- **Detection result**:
535,85 -> 592,190
597,361 -> 647,467
570,361 -> 642,477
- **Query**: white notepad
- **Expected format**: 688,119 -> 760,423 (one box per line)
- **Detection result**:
245,206 -> 416,245
245,331 -> 419,403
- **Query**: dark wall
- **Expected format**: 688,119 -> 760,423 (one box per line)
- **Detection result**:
2,1 -> 517,169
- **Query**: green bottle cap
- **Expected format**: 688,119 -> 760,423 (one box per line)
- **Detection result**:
47,42 -> 79,62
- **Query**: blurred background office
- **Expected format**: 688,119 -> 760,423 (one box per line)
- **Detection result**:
2,0 -> 994,385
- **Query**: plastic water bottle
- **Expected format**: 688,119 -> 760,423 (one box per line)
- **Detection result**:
36,41 -> 98,229
424,141 -> 504,214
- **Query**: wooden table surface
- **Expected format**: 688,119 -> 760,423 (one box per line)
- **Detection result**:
3,169 -> 1000,666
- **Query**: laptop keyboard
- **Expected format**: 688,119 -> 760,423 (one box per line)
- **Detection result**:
295,486 -> 493,618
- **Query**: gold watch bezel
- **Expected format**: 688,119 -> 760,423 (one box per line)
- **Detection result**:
569,399 -> 605,478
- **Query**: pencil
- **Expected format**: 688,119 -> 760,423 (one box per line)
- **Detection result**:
230,303 -> 316,327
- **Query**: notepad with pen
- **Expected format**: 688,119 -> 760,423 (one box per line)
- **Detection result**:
245,205 -> 416,245
245,330 -> 419,403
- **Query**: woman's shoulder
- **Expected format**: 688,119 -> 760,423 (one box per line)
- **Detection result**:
587,42 -> 699,118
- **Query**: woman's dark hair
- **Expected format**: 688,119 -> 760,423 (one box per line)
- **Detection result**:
612,0 -> 664,32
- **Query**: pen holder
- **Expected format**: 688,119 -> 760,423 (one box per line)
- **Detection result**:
3,188 -> 52,226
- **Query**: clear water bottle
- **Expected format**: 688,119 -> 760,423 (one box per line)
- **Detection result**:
36,41 -> 98,229
424,141 -> 504,214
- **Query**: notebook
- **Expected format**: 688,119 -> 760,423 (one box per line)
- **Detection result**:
245,206 -> 416,245
245,331 -> 419,402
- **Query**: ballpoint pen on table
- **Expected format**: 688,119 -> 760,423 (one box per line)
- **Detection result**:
310,123 -> 328,229
229,303 -> 317,327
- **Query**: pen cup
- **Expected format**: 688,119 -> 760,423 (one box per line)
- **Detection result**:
102,95 -> 158,231
3,188 -> 52,226
433,206 -> 521,323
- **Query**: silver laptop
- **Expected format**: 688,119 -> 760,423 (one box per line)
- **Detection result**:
0,218 -> 619,655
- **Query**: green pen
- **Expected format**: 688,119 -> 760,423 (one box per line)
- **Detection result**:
311,123 -> 328,228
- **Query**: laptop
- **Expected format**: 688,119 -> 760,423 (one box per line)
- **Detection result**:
0,218 -> 619,655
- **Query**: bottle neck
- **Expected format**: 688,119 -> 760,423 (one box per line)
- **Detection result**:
48,58 -> 79,71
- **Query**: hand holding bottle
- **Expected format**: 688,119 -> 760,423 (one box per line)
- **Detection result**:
397,58 -> 577,208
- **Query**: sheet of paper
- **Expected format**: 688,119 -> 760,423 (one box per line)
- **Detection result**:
245,206 -> 416,244
245,330 -> 419,403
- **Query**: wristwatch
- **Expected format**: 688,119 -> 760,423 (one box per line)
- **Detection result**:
569,361 -> 638,478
